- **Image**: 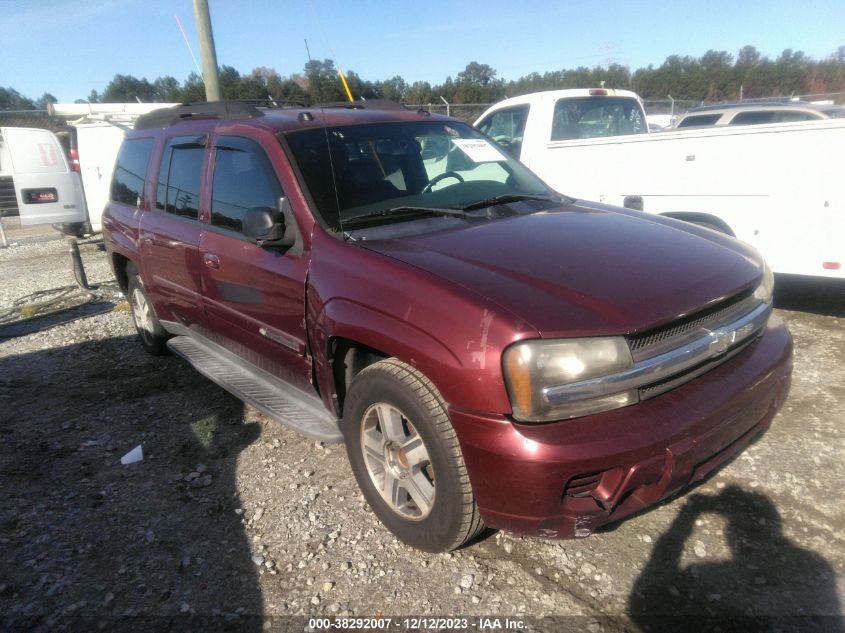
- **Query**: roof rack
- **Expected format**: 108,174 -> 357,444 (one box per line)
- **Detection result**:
314,100 -> 411,111
134,101 -> 265,130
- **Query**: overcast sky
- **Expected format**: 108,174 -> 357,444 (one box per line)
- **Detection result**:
1,0 -> 843,103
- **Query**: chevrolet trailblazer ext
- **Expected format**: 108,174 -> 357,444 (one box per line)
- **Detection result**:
103,101 -> 792,552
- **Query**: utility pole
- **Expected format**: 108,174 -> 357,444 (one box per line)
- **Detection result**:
192,0 -> 221,102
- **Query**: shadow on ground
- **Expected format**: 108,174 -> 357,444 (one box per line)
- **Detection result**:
0,336 -> 264,632
629,486 -> 843,633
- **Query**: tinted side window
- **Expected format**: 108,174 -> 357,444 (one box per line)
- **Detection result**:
156,135 -> 206,219
110,138 -> 153,205
729,111 -> 778,125
676,114 -> 722,127
211,137 -> 283,234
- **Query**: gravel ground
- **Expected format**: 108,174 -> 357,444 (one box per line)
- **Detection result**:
1,224 -> 843,633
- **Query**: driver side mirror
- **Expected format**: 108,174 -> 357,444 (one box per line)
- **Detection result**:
242,197 -> 300,253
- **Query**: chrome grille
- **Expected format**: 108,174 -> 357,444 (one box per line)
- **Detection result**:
627,290 -> 756,362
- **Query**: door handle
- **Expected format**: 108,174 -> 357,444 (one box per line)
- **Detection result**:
203,253 -> 221,269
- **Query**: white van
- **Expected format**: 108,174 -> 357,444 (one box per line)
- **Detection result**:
0,103 -> 176,234
0,126 -> 88,227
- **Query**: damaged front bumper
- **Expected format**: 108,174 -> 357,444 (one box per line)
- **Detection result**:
449,316 -> 793,539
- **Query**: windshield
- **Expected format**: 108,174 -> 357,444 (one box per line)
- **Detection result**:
284,120 -> 554,230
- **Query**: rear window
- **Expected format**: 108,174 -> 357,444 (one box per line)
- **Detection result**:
110,138 -> 153,205
551,97 -> 647,140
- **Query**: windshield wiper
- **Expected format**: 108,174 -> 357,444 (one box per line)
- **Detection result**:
460,193 -> 560,211
343,206 -> 468,226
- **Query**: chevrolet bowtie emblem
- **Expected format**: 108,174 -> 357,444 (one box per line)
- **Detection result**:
707,328 -> 737,356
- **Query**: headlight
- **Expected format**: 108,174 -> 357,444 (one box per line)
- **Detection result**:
753,260 -> 774,304
503,337 -> 638,422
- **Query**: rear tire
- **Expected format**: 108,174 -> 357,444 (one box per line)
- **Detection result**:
127,273 -> 169,356
342,358 -> 484,552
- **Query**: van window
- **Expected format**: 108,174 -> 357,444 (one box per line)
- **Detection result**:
110,138 -> 153,205
211,136 -> 283,234
156,135 -> 206,219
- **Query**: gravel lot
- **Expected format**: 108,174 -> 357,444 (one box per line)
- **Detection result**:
1,221 -> 843,632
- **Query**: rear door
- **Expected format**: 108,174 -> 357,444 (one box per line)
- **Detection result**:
0,127 -> 87,226
138,133 -> 209,329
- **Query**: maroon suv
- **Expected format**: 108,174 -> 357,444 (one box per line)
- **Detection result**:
103,101 -> 792,552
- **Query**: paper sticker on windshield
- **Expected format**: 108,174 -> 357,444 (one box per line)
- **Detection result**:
451,139 -> 505,162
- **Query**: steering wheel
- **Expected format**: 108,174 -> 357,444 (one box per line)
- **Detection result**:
422,171 -> 465,193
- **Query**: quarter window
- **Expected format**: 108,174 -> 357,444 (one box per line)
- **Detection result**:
211,136 -> 283,234
110,138 -> 153,205
156,135 -> 206,219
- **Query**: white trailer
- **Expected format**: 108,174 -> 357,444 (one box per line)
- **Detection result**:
476,90 -> 845,280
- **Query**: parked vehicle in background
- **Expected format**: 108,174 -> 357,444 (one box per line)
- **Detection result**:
475,88 -> 648,159
476,90 -> 845,280
674,101 -> 845,128
103,100 -> 792,552
0,126 -> 88,226
0,103 -> 176,233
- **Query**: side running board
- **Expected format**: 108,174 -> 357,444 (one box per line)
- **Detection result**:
167,335 -> 342,443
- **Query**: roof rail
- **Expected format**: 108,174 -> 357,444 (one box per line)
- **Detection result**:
315,100 -> 411,111
134,101 -> 265,129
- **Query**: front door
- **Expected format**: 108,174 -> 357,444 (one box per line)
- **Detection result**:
199,135 -> 312,390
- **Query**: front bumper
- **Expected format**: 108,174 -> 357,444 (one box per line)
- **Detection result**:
449,316 -> 793,539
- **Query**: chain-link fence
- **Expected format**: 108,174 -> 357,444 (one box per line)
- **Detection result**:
413,91 -> 845,125
413,103 -> 490,124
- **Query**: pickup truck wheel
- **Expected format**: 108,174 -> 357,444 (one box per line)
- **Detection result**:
342,359 -> 484,552
128,274 -> 169,356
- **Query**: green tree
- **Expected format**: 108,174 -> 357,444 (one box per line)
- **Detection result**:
405,81 -> 433,105
0,87 -> 36,110
101,74 -> 156,102
153,76 -> 182,102
304,59 -> 347,104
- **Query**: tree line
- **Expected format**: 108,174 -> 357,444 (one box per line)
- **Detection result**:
2,45 -> 844,112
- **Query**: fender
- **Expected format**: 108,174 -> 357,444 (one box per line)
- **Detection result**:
310,296 -> 517,417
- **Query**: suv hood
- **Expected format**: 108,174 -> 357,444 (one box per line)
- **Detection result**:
357,202 -> 763,337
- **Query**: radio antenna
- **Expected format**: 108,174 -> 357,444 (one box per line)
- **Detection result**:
174,15 -> 203,77
305,39 -> 346,236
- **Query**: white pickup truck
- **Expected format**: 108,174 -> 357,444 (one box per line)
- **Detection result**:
475,89 -> 844,280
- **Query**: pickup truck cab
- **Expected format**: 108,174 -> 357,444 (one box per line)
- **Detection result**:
475,88 -> 648,159
103,101 -> 792,552
476,90 -> 845,280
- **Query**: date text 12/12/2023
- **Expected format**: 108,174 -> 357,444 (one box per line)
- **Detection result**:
307,616 -> 526,630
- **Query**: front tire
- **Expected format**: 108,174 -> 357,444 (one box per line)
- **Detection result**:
127,273 -> 169,356
342,359 -> 484,552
